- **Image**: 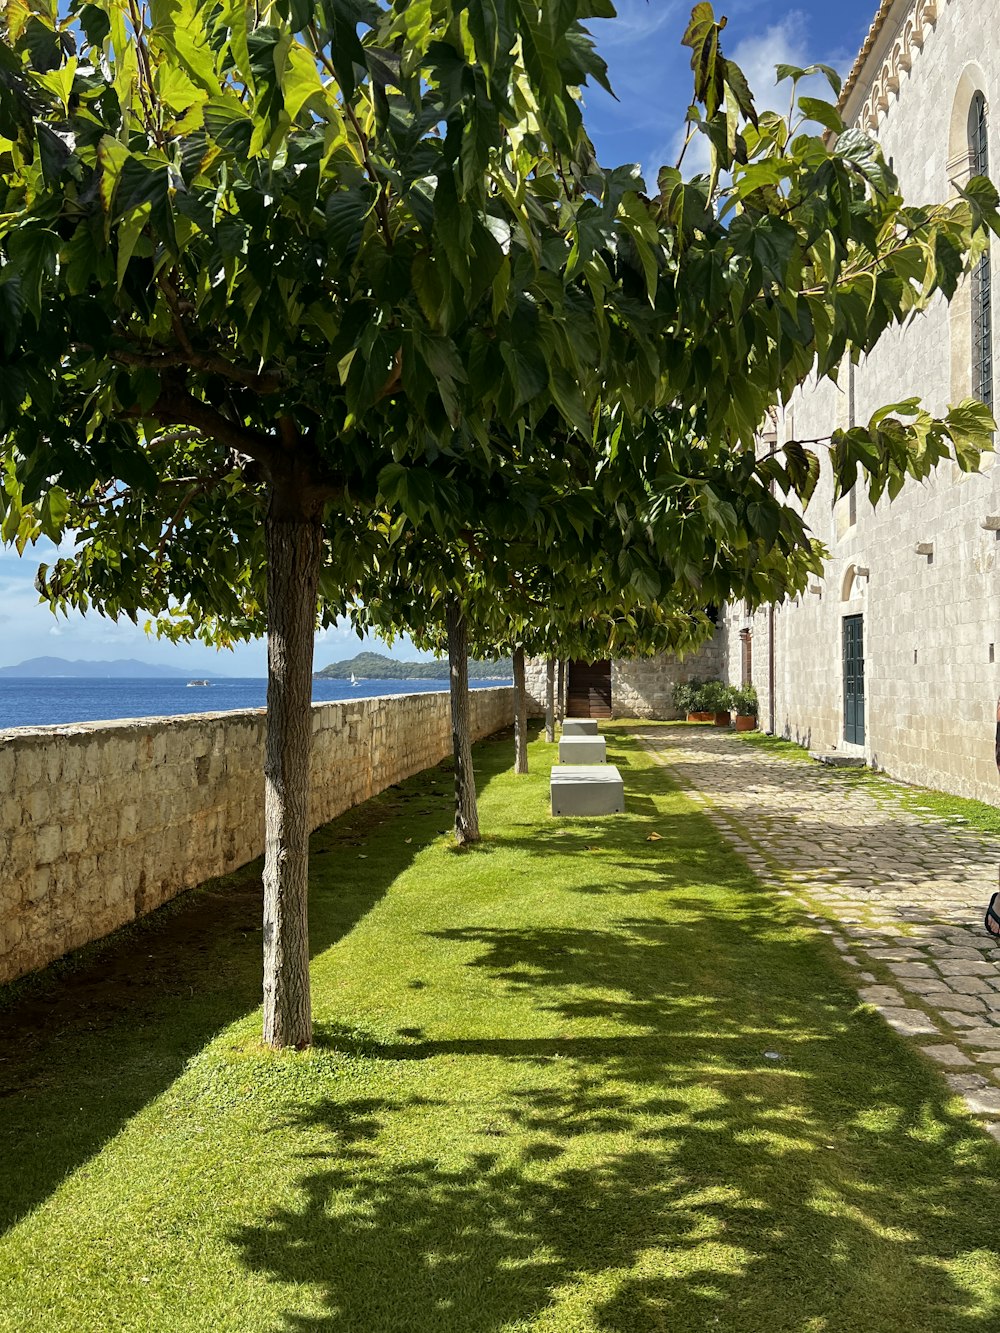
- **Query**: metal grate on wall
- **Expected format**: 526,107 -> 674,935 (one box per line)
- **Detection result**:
970,92 -> 993,411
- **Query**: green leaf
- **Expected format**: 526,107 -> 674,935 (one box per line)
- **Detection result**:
282,41 -> 325,121
500,341 -> 547,408
98,136 -> 128,216
6,225 -> 58,319
319,0 -> 368,101
116,206 -> 151,288
326,184 -> 376,262
23,17 -> 63,74
0,272 -> 25,353
682,3 -> 728,119
798,96 -> 843,135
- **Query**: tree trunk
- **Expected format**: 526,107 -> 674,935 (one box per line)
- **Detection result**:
446,600 -> 480,846
557,657 -> 566,723
262,489 -> 323,1050
513,645 -> 528,774
545,658 -> 555,743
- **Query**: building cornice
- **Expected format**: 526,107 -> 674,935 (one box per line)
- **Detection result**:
839,0 -> 942,131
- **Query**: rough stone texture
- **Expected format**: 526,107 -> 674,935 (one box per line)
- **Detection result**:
526,630 -> 728,723
922,1045 -> 975,1068
610,631 -> 727,720
523,658 -> 550,718
718,0 -> 1000,805
859,985 -> 907,1006
877,1007 -> 940,1036
0,686 -> 514,986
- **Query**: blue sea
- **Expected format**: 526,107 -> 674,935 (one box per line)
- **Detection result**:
0,677 -> 505,732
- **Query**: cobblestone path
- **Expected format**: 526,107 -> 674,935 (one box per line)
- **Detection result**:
635,726 -> 1000,1139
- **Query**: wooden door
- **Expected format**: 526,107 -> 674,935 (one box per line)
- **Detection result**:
843,615 -> 865,745
567,660 -> 612,719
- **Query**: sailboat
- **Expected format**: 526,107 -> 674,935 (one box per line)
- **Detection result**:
350,672 -> 359,687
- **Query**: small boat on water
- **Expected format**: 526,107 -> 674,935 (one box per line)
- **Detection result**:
350,672 -> 359,686
187,679 -> 211,687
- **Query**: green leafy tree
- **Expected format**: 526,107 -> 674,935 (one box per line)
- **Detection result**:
1,0 -> 996,1048
0,0 -> 635,1046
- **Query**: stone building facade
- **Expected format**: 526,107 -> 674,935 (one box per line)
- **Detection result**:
524,630 -> 727,720
726,0 -> 1000,803
531,0 -> 1000,806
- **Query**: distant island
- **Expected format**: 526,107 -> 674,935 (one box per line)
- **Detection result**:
0,657 -> 226,680
315,651 -> 512,681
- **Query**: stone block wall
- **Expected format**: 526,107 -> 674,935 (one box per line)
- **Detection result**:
611,630 -> 728,719
0,687 -> 513,987
524,634 -> 729,722
523,658 -> 551,716
710,0 -> 1000,807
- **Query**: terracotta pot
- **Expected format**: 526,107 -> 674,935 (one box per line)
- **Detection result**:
713,712 -> 731,727
734,714 -> 757,732
687,711 -> 715,723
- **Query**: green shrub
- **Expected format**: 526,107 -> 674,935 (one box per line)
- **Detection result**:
672,679 -> 702,713
697,679 -> 731,713
728,683 -> 759,715
673,679 -> 732,713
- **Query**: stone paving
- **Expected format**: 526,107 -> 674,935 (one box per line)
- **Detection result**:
634,726 -> 1000,1140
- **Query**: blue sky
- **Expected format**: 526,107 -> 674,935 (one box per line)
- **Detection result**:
0,0 -> 878,674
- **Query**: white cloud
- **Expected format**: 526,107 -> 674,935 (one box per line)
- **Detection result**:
592,0 -> 685,48
730,11 -> 810,109
651,10 -> 847,182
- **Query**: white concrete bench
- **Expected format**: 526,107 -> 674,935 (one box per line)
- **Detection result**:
562,718 -> 599,736
558,734 -> 606,764
551,765 -> 624,816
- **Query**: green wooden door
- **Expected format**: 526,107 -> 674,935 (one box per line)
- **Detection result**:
843,614 -> 865,745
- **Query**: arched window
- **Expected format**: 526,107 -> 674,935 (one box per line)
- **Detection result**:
970,92 -> 993,409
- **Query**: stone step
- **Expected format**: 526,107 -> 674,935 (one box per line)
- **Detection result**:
809,751 -> 866,768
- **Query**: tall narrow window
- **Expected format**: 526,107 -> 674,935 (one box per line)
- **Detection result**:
970,92 -> 993,409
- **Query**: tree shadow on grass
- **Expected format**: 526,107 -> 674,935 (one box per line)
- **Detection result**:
0,736 -> 510,1238
230,741 -> 1000,1331
238,727 -> 996,1331
232,902 -> 1000,1330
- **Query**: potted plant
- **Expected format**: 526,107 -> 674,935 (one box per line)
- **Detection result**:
729,683 -> 759,731
698,679 -> 733,726
674,679 -> 710,722
673,679 -> 729,724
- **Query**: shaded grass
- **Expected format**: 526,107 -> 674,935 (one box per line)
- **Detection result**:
0,728 -> 999,1331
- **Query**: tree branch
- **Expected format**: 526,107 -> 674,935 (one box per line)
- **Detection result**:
109,345 -> 286,393
121,388 -> 346,505
308,24 -> 393,249
121,388 -> 280,467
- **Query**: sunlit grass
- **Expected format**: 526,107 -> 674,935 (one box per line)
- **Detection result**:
0,728 -> 998,1331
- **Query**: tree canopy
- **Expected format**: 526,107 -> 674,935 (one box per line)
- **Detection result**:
2,0 -> 997,1046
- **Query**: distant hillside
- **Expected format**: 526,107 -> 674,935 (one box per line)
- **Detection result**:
0,656 -> 222,679
315,651 -> 512,681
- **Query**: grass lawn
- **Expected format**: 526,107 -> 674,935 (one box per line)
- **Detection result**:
1,726 -> 999,1332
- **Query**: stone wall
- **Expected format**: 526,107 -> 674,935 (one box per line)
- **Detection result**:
611,630 -> 728,719
523,658 -> 552,717
717,0 -> 1000,805
0,687 -> 513,987
525,634 -> 729,722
